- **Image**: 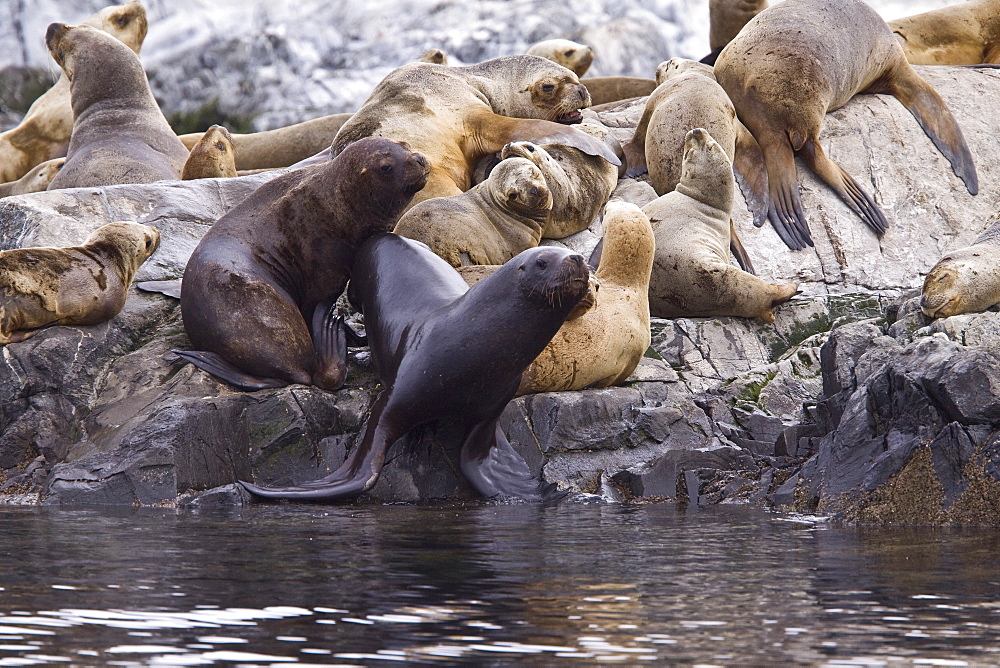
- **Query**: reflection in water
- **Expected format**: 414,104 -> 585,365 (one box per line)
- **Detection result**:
0,503 -> 998,665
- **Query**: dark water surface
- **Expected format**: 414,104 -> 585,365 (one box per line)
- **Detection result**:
0,502 -> 998,666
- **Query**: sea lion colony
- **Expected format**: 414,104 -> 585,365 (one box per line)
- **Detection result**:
0,0 -> 990,501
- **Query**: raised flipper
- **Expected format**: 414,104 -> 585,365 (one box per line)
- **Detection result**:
700,47 -> 724,66
310,303 -> 347,391
587,238 -> 604,271
884,65 -> 978,195
763,134 -> 813,250
241,393 -> 397,500
796,137 -> 888,236
485,112 -> 622,168
136,279 -> 182,299
729,219 -> 756,275
459,420 -> 566,502
343,321 -> 368,347
733,122 -> 770,228
168,349 -> 287,391
289,146 -> 332,169
622,103 -> 654,178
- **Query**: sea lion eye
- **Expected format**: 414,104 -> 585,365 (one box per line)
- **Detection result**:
116,15 -> 129,27
380,163 -> 393,174
216,141 -> 226,151
542,84 -> 555,92
145,238 -> 153,250
536,257 -> 548,269
525,144 -> 535,152
508,192 -> 518,201
565,50 -> 575,57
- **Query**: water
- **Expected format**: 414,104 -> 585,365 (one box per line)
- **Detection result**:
1,503 -> 999,665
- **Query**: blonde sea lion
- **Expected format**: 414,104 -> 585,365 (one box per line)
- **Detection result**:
394,157 -> 551,267
332,55 -> 620,209
889,0 -> 1000,66
526,39 -> 594,77
182,125 -> 237,180
642,128 -> 797,323
0,158 -> 65,198
46,23 -> 189,190
702,0 -> 769,65
715,0 -> 979,250
179,113 -> 352,172
0,222 -> 160,345
921,222 -> 1000,318
418,48 -> 449,65
0,1 -> 147,184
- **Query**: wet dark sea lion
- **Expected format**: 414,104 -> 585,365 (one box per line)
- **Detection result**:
241,235 -> 590,501
175,137 -> 429,391
715,0 -> 979,250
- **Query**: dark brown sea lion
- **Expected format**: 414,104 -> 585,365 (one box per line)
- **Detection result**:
714,0 -> 979,250
241,236 -> 590,501
702,0 -> 769,65
331,55 -> 620,209
174,137 -> 429,391
45,22 -> 189,189
890,0 -> 1000,66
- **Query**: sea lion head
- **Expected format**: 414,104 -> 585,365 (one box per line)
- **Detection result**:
418,48 -> 448,65
489,157 -> 552,220
47,23 -> 144,96
526,39 -> 595,77
519,56 -> 591,124
501,140 -> 558,172
921,248 -> 999,318
675,128 -> 733,210
337,137 -> 430,235
85,0 -> 148,55
183,125 -> 237,179
84,222 -> 161,280
514,246 -> 591,316
655,57 -> 715,85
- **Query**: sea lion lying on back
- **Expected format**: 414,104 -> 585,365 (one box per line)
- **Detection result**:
890,0 -> 1000,66
331,55 -> 620,209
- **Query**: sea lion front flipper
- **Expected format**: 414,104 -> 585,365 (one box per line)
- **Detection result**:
343,321 -> 368,347
169,349 -> 287,391
733,122 -> 770,228
484,113 -> 622,167
729,219 -> 756,275
310,303 -> 347,390
459,420 -> 566,502
796,138 -> 888,236
882,65 -> 978,195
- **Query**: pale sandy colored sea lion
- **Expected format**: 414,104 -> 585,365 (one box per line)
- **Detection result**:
182,125 -> 237,180
527,39 -> 594,77
890,0 -> 1000,66
921,222 -> 1000,318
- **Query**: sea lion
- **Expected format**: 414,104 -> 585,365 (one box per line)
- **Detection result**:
182,125 -> 237,180
457,264 -> 600,322
582,77 -> 657,106
702,0 -> 769,65
0,1 -> 148,184
394,157 -> 551,267
517,199 -> 652,394
418,48 -> 449,65
921,222 -> 1000,318
642,128 -> 797,323
241,236 -> 590,501
0,222 -> 160,345
715,0 -> 979,250
175,137 -> 429,392
501,137 -> 618,239
178,113 -> 353,171
0,158 -> 65,198
331,55 -> 620,209
526,39 -> 594,77
45,23 -> 189,190
889,0 -> 1000,66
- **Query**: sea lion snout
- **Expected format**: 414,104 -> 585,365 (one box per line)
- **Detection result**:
45,23 -> 71,61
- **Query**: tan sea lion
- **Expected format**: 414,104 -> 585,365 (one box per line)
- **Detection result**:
921,222 -> 1000,318
182,125 -> 237,180
526,39 -> 594,77
715,0 -> 979,250
0,222 -> 160,345
418,48 -> 449,65
642,128 -> 797,323
516,199 -> 652,395
332,55 -> 620,208
703,0 -> 769,65
582,76 -> 657,106
46,23 -> 189,190
0,158 -> 65,197
179,113 -> 352,172
890,0 -> 1000,66
0,1 -> 147,184
501,137 -> 618,239
394,157 -> 551,267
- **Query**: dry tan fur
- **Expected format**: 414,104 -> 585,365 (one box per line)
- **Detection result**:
0,158 -> 65,197
182,125 -> 237,179
921,223 -> 1000,318
890,0 -> 1000,65
526,39 -> 594,77
709,0 -> 769,51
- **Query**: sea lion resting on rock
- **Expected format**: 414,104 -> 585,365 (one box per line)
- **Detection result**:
242,236 -> 590,501
582,77 -> 657,107
715,0 -> 978,250
45,22 -> 189,190
0,1 -> 147,184
0,159 -> 64,198
0,222 -> 160,345
642,128 -> 797,323
175,137 -> 429,391
890,0 -> 1000,66
526,39 -> 594,77
182,125 -> 237,180
702,0 -> 769,65
921,222 -> 1000,319
394,157 -> 551,267
331,55 -> 620,209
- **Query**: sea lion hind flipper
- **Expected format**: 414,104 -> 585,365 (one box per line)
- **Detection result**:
494,116 -> 622,167
459,421 -> 566,503
343,321 -> 368,347
796,138 -> 888,236
622,138 -> 648,178
728,219 -> 756,275
733,123 -> 770,227
169,349 -> 287,391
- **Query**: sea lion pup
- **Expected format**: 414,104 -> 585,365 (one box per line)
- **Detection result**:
581,77 -> 657,106
394,157 -> 552,267
45,23 -> 189,190
526,39 -> 594,77
516,200 -> 652,395
0,158 -> 65,197
241,237 -> 589,502
178,113 -> 353,171
418,48 -> 448,65
0,222 -> 160,345
642,129 -> 797,323
889,0 -> 1000,66
182,125 -> 237,180
715,0 -> 979,251
331,55 -> 620,209
921,222 -> 1000,318
501,138 -> 618,239
702,0 -> 769,65
0,1 -> 147,184
175,137 -> 429,392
